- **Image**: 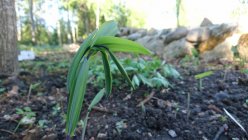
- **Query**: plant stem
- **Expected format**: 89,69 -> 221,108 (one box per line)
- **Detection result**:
187,92 -> 191,120
199,79 -> 202,91
27,84 -> 32,103
81,111 -> 90,140
14,121 -> 21,132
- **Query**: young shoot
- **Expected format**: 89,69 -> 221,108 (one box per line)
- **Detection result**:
194,71 -> 213,91
66,21 -> 152,139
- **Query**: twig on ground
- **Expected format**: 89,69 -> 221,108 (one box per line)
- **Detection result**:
213,124 -> 228,140
86,104 -> 115,114
27,84 -> 32,103
137,91 -> 155,107
0,129 -> 16,136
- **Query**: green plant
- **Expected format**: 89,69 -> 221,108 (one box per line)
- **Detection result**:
38,119 -> 48,128
194,71 -> 213,91
115,119 -> 127,134
89,57 -> 180,89
27,82 -> 40,102
241,69 -> 248,74
0,87 -> 5,94
66,21 -> 151,139
14,107 -> 36,132
52,103 -> 61,116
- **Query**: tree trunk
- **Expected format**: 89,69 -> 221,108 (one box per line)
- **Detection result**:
29,0 -> 36,44
66,0 -> 73,44
57,21 -> 62,47
0,0 -> 18,75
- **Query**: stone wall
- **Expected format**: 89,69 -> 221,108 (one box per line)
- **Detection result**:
118,19 -> 248,63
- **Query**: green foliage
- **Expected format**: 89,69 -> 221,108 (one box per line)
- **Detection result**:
14,107 -> 36,132
89,57 -> 180,89
66,21 -> 151,138
0,80 -> 5,94
241,69 -> 248,74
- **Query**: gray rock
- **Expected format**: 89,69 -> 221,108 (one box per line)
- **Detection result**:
214,91 -> 230,101
237,33 -> 248,60
164,27 -> 189,45
186,27 -> 210,43
200,37 -> 234,62
147,28 -> 158,36
198,23 -> 238,53
210,23 -> 238,38
127,33 -> 143,41
163,38 -> 194,61
168,130 -> 177,138
200,17 -> 213,27
136,36 -> 164,55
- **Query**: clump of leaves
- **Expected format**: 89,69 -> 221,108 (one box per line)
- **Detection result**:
14,107 -> 36,132
89,57 -> 180,88
66,21 -> 152,139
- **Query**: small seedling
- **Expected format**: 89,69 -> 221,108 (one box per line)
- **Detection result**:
115,119 -> 127,134
66,21 -> 152,139
52,103 -> 61,116
38,120 -> 48,128
0,87 -> 5,94
14,107 -> 36,132
27,82 -> 40,103
194,71 -> 213,91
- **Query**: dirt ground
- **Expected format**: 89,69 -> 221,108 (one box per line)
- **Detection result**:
0,55 -> 248,140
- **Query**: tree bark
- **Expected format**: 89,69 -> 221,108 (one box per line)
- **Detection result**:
29,0 -> 36,44
66,5 -> 73,44
0,0 -> 18,75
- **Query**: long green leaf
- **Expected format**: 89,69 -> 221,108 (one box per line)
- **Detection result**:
108,50 -> 135,89
100,51 -> 112,97
194,71 -> 213,79
66,31 -> 96,132
66,58 -> 89,137
95,36 -> 153,55
88,89 -> 105,111
67,31 -> 96,94
90,21 -> 118,48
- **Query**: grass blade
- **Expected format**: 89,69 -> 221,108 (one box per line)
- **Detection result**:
108,50 -> 135,89
100,51 -> 112,97
66,58 -> 89,137
95,36 -> 153,55
88,89 -> 105,111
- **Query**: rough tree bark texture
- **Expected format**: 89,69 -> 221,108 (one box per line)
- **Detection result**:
0,0 -> 18,75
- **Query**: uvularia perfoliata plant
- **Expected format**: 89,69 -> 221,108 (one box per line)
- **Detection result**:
66,21 -> 152,139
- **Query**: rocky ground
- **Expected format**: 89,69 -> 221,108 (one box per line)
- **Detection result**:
0,51 -> 248,140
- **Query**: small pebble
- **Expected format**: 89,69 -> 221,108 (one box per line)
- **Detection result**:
168,129 -> 177,138
97,133 -> 107,138
214,91 -> 230,101
148,132 -> 152,137
41,133 -> 57,140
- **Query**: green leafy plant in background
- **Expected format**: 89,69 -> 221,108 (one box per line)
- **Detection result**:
194,71 -> 214,91
66,21 -> 152,139
89,57 -> 181,89
14,107 -> 36,132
